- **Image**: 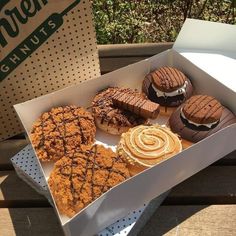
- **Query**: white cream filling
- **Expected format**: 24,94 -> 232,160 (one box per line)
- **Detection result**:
180,108 -> 218,128
152,80 -> 188,98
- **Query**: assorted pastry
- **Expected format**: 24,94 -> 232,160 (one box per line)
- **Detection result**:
169,95 -> 236,142
48,144 -> 130,217
91,87 -> 149,135
142,66 -> 193,107
117,124 -> 182,175
31,105 -> 96,162
30,66 -> 236,218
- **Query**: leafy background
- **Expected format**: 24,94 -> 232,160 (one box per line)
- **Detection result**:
92,0 -> 236,44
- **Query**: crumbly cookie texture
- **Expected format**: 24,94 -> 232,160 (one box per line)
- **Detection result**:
48,144 -> 130,217
31,105 -> 96,162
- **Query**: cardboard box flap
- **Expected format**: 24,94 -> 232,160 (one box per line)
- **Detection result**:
173,19 -> 236,92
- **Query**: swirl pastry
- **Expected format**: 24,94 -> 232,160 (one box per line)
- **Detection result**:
117,125 -> 182,173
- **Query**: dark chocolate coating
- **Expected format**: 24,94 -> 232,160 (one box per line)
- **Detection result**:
151,67 -> 187,92
92,87 -> 147,128
169,105 -> 236,142
145,78 -> 193,107
182,95 -> 222,124
112,91 -> 160,119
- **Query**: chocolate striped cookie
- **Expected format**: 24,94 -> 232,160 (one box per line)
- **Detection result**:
142,66 -> 193,107
182,95 -> 222,124
48,144 -> 130,217
169,95 -> 236,142
31,105 -> 96,162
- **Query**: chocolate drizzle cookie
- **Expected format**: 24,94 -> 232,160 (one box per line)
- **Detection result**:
181,95 -> 222,125
169,95 -> 236,142
31,105 -> 96,162
48,144 -> 130,217
142,66 -> 193,107
92,87 -> 147,135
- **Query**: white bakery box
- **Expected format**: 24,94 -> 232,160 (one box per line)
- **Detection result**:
13,19 -> 236,236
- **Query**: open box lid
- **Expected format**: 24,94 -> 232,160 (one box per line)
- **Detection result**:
173,19 -> 236,92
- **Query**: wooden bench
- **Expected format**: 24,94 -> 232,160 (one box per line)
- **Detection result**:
1,43 -> 236,236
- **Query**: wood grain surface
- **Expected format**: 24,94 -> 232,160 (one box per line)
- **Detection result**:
1,205 -> 236,236
0,208 -> 63,236
138,205 -> 236,236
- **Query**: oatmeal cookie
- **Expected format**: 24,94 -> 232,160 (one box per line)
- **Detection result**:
31,105 -> 96,162
48,144 -> 130,217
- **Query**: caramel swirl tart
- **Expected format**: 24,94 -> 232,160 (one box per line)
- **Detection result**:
118,124 -> 182,168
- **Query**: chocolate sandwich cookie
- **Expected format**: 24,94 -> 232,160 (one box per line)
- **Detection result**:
182,95 -> 222,124
31,105 -> 96,162
169,95 -> 236,142
142,66 -> 193,107
48,144 -> 130,217
92,87 -> 147,135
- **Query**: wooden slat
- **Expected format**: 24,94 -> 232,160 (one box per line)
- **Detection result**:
138,205 -> 236,236
216,150 -> 236,165
0,208 -> 63,236
0,171 -> 46,207
167,166 -> 236,204
100,57 -> 147,73
1,205 -> 236,236
0,140 -> 28,170
98,43 -> 173,73
1,166 -> 236,207
98,43 -> 173,57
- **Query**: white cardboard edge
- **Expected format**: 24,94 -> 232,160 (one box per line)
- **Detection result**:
173,19 -> 236,92
13,49 -> 236,236
174,19 -> 236,55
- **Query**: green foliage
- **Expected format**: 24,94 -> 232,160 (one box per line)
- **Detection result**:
92,0 -> 236,44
